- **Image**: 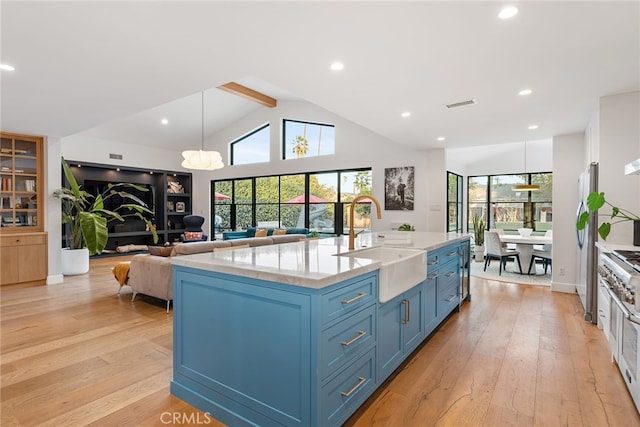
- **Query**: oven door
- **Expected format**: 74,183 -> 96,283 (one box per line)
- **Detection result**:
620,316 -> 640,412
610,296 -> 624,363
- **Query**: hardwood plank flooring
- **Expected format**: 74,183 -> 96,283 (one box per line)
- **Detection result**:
1,258 -> 638,426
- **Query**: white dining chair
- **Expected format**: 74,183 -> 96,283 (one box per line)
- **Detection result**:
484,231 -> 523,275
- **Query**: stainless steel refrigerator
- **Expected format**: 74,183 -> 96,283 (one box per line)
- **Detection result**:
576,162 -> 598,323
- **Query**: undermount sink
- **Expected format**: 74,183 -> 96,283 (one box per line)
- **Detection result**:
336,246 -> 427,303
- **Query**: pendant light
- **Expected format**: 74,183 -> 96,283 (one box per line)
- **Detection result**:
181,91 -> 225,171
512,141 -> 540,191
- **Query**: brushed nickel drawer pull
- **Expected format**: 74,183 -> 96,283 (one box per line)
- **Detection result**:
446,295 -> 457,302
445,271 -> 456,278
341,292 -> 366,304
427,273 -> 439,280
340,376 -> 366,398
446,251 -> 457,256
427,260 -> 438,265
340,330 -> 367,346
402,299 -> 411,324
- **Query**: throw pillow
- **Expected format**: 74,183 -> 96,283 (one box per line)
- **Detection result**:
272,229 -> 287,236
254,228 -> 268,237
148,246 -> 173,257
184,231 -> 203,240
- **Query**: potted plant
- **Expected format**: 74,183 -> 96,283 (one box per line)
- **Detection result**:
397,223 -> 415,231
53,157 -> 158,275
472,215 -> 486,262
577,191 -> 640,244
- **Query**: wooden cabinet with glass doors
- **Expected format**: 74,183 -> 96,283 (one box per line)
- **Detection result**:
0,132 -> 47,285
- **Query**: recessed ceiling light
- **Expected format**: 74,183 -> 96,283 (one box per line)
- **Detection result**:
528,124 -> 539,130
498,6 -> 518,19
437,137 -> 446,141
401,112 -> 411,118
161,118 -> 169,125
518,89 -> 533,96
0,64 -> 15,71
330,62 -> 344,71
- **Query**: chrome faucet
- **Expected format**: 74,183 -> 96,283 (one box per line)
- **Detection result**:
348,195 -> 382,250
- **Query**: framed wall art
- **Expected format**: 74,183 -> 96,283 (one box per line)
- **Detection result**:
175,201 -> 186,213
384,166 -> 414,210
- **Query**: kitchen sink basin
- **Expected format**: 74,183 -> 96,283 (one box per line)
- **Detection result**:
336,247 -> 427,303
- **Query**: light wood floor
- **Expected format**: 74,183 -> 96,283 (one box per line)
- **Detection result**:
1,257 -> 639,426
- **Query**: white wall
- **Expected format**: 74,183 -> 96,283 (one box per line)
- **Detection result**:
595,91 -> 640,245
45,137 -> 63,284
202,100 -> 440,232
551,132 -> 585,293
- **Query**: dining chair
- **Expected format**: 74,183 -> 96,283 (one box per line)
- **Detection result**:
490,228 -> 515,250
528,231 -> 552,274
484,230 -> 523,275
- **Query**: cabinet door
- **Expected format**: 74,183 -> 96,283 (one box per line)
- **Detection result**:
402,284 -> 424,353
0,245 -> 19,284
424,275 -> 438,336
377,295 -> 403,382
19,243 -> 47,282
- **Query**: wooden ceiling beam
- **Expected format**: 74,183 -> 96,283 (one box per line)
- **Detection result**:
217,82 -> 277,108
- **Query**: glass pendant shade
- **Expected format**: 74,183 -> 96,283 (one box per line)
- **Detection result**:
181,91 -> 225,171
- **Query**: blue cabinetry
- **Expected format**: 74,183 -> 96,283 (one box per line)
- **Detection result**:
377,283 -> 425,381
171,267 -> 378,427
171,239 -> 468,427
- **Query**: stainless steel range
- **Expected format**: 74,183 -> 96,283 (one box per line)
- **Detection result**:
599,249 -> 640,414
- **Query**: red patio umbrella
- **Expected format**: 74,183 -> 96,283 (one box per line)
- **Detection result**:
214,192 -> 230,200
285,194 -> 326,204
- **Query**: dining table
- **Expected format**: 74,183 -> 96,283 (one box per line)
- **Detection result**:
498,234 -> 552,274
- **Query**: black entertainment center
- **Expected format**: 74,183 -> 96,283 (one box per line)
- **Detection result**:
63,161 -> 192,255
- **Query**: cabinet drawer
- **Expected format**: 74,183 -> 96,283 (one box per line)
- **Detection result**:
321,274 -> 376,325
440,246 -> 460,265
0,233 -> 46,246
439,260 -> 459,284
438,277 -> 459,318
320,348 -> 376,427
426,252 -> 439,273
320,305 -> 376,379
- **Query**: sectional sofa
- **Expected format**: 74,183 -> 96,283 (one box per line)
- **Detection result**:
126,234 -> 307,312
222,227 -> 309,240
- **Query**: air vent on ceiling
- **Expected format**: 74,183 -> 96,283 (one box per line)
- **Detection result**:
444,99 -> 477,109
109,153 -> 123,160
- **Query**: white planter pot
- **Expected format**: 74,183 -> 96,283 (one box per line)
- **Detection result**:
61,247 -> 90,275
474,246 -> 485,262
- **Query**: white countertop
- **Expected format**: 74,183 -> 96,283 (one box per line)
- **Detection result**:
596,241 -> 640,253
171,231 -> 469,289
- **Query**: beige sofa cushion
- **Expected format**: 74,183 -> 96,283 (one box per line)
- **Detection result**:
171,240 -> 231,256
230,237 -> 274,247
270,234 -> 307,244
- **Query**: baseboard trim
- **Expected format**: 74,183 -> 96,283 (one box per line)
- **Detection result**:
47,274 -> 64,285
551,280 -> 576,293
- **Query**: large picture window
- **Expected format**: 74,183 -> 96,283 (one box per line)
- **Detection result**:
230,123 -> 270,165
282,119 -> 335,159
467,172 -> 552,234
212,168 -> 371,238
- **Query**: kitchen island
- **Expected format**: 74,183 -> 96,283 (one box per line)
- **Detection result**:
170,232 -> 470,427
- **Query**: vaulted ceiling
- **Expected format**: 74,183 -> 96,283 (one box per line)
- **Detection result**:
1,1 -> 638,151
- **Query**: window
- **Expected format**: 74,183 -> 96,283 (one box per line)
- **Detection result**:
230,123 -> 270,165
468,173 -> 553,233
447,172 -> 463,232
282,119 -> 335,159
211,168 -> 371,237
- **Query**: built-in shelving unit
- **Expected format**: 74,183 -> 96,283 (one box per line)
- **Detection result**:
64,161 -> 192,254
1,132 -> 48,285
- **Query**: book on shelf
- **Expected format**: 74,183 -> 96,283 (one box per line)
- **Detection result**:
1,177 -> 12,191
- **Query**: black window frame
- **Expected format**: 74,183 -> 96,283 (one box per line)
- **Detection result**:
229,122 -> 270,166
282,119 -> 336,160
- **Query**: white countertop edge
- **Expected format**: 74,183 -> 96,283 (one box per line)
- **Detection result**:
596,242 -> 640,253
171,232 -> 470,289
